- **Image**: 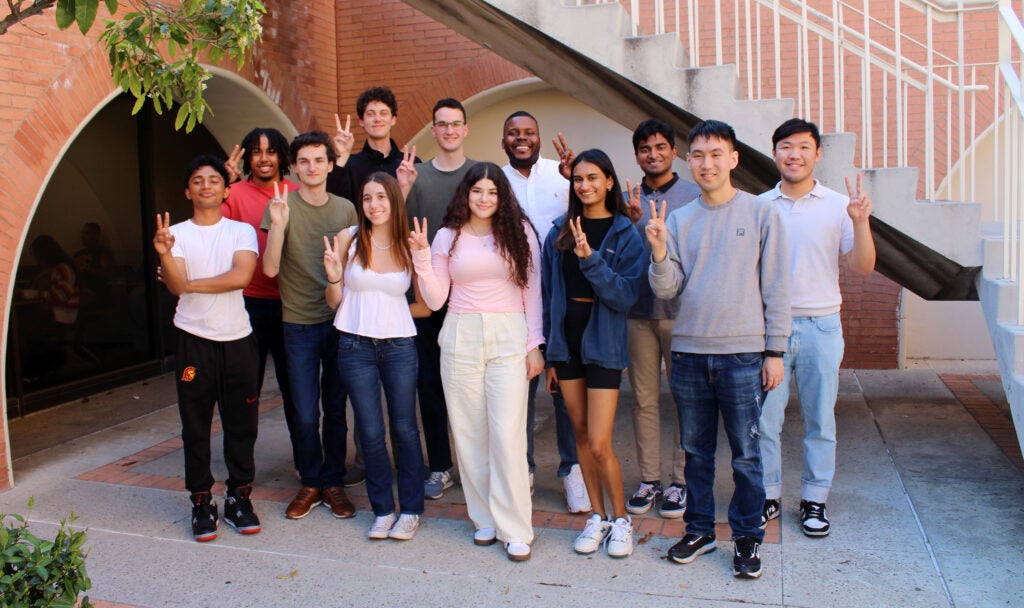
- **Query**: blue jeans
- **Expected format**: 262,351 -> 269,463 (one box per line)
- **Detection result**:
759,313 -> 844,503
671,352 -> 766,541
527,375 -> 578,477
338,332 -> 425,516
283,321 -> 347,488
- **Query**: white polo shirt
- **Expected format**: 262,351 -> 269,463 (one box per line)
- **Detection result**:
760,181 -> 854,317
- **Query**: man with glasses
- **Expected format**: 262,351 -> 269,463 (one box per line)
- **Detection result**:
405,98 -> 477,500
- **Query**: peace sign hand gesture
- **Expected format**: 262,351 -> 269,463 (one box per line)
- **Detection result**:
323,234 -> 343,283
225,145 -> 245,183
397,145 -> 418,191
624,179 -> 643,223
409,217 -> 430,251
333,113 -> 355,162
152,212 -> 175,256
269,181 -> 290,226
844,173 -> 872,224
645,200 -> 669,262
568,216 -> 592,259
553,133 -> 575,180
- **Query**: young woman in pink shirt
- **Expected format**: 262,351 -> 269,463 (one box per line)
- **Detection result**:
411,162 -> 544,562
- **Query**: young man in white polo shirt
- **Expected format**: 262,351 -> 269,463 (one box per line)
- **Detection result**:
758,118 -> 876,537
154,155 -> 260,542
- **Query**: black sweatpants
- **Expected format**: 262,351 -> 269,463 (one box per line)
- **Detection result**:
176,330 -> 260,494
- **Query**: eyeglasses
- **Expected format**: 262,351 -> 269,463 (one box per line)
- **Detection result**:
433,121 -> 465,130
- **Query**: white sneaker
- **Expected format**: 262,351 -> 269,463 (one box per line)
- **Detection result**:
573,514 -> 610,554
474,527 -> 497,546
606,516 -> 634,558
505,541 -> 531,561
388,514 -> 419,540
563,464 -> 592,514
368,513 -> 397,539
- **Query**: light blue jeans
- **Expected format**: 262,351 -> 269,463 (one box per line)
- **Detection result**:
759,313 -> 844,503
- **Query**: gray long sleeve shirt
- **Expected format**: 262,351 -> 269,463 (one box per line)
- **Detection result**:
649,189 -> 791,354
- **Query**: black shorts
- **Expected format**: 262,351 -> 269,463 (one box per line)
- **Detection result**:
553,299 -> 622,390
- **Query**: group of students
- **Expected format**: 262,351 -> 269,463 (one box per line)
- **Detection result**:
158,85 -> 874,580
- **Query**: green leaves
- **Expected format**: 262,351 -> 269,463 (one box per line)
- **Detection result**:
1,500 -> 93,608
96,0 -> 266,132
75,0 -> 99,34
55,0 -> 76,30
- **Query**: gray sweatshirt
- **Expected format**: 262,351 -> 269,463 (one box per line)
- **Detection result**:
649,189 -> 791,354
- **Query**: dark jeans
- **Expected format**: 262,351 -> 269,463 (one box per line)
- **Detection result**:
339,332 -> 425,516
671,352 -> 766,541
414,308 -> 452,473
527,376 -> 578,477
175,331 -> 259,494
244,296 -> 297,467
283,320 -> 348,488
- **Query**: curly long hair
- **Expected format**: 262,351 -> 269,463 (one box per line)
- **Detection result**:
441,162 -> 535,289
352,173 -> 413,273
556,149 -> 628,251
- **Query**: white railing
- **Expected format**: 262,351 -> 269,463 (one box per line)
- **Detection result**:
575,0 -> 997,202
996,0 -> 1024,320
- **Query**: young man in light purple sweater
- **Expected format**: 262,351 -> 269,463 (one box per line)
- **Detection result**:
647,120 -> 790,579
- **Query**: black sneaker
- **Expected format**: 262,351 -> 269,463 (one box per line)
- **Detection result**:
800,500 -> 830,537
668,532 -> 717,564
733,536 -> 762,578
224,486 -> 261,534
626,481 -> 662,515
659,484 -> 687,519
191,492 -> 218,542
760,498 -> 780,529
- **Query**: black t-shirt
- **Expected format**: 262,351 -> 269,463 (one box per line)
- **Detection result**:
562,216 -> 614,299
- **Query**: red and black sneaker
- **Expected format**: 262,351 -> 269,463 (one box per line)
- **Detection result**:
191,492 -> 219,542
224,485 -> 261,534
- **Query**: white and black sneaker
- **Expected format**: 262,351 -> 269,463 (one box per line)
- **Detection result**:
626,481 -> 662,515
760,498 -> 780,529
732,536 -> 762,579
224,485 -> 261,535
659,484 -> 686,519
190,492 -> 218,543
667,532 -> 717,564
800,500 -> 830,537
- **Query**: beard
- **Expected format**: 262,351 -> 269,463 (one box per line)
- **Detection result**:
507,150 -> 539,171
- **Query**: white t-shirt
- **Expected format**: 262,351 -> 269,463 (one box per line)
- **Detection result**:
502,157 -> 568,242
170,217 -> 258,341
761,181 -> 855,317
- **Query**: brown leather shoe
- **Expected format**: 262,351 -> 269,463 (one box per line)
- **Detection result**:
285,486 -> 322,519
321,486 -> 355,519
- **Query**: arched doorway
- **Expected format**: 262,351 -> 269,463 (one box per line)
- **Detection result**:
5,70 -> 297,421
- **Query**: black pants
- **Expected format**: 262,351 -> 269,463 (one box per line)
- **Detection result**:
176,330 -> 260,494
413,307 -> 452,472
244,296 -> 298,467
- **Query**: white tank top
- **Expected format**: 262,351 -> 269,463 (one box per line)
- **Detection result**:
332,229 -> 417,338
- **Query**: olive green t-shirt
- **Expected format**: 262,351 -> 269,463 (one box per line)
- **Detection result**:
261,190 -> 357,324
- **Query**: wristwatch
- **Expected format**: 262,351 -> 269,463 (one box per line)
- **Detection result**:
764,350 -> 784,358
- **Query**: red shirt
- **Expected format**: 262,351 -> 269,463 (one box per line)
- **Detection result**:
221,178 -> 299,299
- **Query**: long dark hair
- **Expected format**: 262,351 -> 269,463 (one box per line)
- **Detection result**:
556,149 -> 627,252
353,173 -> 413,273
442,162 -> 534,289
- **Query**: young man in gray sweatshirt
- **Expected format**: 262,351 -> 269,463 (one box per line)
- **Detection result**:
647,120 -> 790,579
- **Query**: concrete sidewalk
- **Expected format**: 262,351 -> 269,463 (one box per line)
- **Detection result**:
2,360 -> 1022,607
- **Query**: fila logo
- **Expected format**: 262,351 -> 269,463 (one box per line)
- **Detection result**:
180,366 -> 197,382
736,228 -> 746,236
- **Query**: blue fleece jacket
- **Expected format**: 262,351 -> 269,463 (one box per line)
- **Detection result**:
542,213 -> 645,370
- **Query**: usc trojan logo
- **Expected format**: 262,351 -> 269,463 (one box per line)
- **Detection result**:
181,366 -> 197,382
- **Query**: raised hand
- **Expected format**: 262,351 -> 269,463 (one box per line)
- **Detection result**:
844,173 -> 872,223
333,113 -> 355,159
397,145 -> 418,191
408,217 -> 429,251
624,179 -> 643,223
152,212 -> 175,255
323,234 -> 343,283
553,133 -> 575,180
225,145 -> 245,183
268,181 -> 290,226
568,216 -> 592,259
645,200 -> 669,262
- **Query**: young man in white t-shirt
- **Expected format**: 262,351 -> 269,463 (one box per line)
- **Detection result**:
758,119 -> 875,537
153,155 -> 260,543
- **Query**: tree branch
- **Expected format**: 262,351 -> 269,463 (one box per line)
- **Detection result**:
0,0 -> 56,35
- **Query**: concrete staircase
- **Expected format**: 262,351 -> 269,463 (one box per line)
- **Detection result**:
405,0 -> 981,268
